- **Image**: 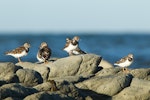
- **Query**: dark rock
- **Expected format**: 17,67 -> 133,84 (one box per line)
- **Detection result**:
16,69 -> 43,87
0,62 -> 18,82
16,62 -> 50,81
0,83 -> 38,99
24,92 -> 73,100
33,80 -> 57,92
3,97 -> 22,100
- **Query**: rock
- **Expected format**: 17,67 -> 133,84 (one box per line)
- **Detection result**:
0,80 -> 7,86
47,54 -> 102,78
26,83 -> 83,100
130,68 -> 150,80
99,59 -> 114,68
16,69 -> 43,87
24,92 -> 69,100
130,78 -> 150,89
76,73 -> 133,96
145,75 -> 150,81
0,62 -> 19,82
95,67 -> 122,77
79,89 -> 112,100
56,83 -> 83,100
113,87 -> 150,100
3,97 -> 22,100
113,78 -> 150,100
16,62 -> 50,81
50,75 -> 93,84
0,59 -> 149,99
0,83 -> 38,99
34,80 -> 57,92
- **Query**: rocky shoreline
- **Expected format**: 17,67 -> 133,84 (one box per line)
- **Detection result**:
0,54 -> 149,100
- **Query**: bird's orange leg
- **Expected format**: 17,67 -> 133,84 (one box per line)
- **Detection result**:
122,68 -> 125,72
18,58 -> 22,62
44,60 -> 48,64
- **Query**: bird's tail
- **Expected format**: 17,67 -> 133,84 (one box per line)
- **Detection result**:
114,63 -> 118,66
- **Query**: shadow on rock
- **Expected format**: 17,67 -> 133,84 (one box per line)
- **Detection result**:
79,89 -> 112,100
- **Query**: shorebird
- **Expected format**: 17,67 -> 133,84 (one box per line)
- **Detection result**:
63,36 -> 79,53
37,42 -> 51,63
5,43 -> 30,62
69,48 -> 86,56
63,36 -> 86,56
114,54 -> 134,72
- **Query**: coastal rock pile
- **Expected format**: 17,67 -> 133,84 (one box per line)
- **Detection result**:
0,54 -> 149,100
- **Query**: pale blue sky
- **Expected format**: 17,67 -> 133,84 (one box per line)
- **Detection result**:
0,0 -> 150,33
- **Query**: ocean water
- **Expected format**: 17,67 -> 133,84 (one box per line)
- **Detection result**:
0,33 -> 150,69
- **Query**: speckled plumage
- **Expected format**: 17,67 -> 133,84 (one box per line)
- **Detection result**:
37,42 -> 51,63
69,48 -> 86,56
5,43 -> 30,62
114,54 -> 134,72
63,36 -> 86,56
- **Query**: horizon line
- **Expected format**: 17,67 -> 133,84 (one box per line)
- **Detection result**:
0,30 -> 150,35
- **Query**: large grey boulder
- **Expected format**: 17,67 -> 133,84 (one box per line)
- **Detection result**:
130,68 -> 150,80
131,78 -> 150,89
0,62 -> 19,83
76,73 -> 133,96
99,59 -> 114,68
16,62 -> 50,81
47,54 -> 102,78
0,83 -> 38,99
16,69 -> 43,87
113,78 -> 150,100
96,67 -> 122,77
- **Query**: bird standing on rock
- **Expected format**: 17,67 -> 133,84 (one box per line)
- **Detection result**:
114,54 -> 134,72
37,42 -> 51,63
63,36 -> 86,56
5,43 -> 30,62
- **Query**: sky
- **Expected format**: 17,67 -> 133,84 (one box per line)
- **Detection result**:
0,0 -> 150,33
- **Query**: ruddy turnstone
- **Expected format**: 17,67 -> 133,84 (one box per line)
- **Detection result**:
63,36 -> 79,53
69,47 -> 86,56
63,36 -> 86,56
5,43 -> 30,62
37,42 -> 51,63
114,54 -> 134,72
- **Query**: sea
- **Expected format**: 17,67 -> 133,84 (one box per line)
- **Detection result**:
0,33 -> 150,69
